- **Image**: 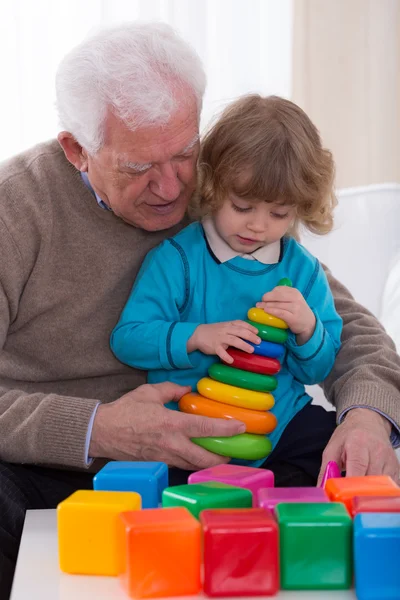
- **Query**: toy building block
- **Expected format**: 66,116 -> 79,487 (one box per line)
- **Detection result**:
118,507 -> 201,598
319,460 -> 341,489
188,464 -> 273,507
276,502 -> 352,590
354,512 -> 400,600
201,508 -> 279,596
93,461 -> 168,508
257,486 -> 329,514
58,489 -> 141,575
325,475 -> 400,512
162,482 -> 252,519
352,495 -> 400,516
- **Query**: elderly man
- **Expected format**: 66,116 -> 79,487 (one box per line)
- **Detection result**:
0,22 -> 398,596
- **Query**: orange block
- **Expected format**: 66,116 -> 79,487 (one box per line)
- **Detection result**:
117,507 -> 201,598
325,476 -> 400,512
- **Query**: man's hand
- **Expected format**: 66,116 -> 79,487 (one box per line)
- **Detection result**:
89,382 -> 246,470
187,321 -> 260,363
256,286 -> 316,345
318,408 -> 400,485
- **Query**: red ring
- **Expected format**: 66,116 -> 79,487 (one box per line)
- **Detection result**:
224,348 -> 281,375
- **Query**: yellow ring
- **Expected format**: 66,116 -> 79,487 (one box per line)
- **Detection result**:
197,377 -> 274,411
248,307 -> 288,329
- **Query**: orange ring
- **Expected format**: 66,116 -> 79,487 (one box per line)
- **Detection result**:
179,393 -> 277,435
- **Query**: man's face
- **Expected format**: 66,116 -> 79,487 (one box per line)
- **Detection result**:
84,98 -> 200,231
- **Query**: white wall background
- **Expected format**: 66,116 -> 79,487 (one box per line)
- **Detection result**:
0,0 -> 293,162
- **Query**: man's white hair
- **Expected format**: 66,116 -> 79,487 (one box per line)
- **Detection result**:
56,22 -> 206,154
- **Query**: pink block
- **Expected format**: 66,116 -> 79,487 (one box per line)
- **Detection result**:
257,487 -> 329,514
188,465 -> 274,506
320,461 -> 341,489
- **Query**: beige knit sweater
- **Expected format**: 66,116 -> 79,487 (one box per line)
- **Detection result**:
0,141 -> 399,470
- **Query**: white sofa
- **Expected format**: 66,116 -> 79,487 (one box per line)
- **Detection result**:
301,183 -> 400,457
300,183 -> 400,410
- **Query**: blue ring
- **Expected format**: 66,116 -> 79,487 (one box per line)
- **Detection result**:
249,340 -> 285,358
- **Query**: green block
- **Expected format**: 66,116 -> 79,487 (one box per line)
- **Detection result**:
162,482 -> 252,519
276,502 -> 352,590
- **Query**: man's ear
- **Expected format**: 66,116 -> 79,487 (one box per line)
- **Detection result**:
57,132 -> 88,171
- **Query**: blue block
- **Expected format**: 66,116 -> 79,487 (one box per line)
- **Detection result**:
354,512 -> 400,600
93,461 -> 168,508
248,340 -> 284,359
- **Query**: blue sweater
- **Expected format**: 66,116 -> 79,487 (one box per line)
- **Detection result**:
111,222 -> 342,467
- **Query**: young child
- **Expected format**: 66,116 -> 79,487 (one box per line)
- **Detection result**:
110,94 -> 342,467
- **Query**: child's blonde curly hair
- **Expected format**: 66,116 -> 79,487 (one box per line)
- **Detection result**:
191,94 -> 336,237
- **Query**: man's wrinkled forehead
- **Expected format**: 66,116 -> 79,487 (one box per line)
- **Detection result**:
117,133 -> 200,172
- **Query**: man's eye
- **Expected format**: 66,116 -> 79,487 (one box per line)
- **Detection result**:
176,153 -> 194,161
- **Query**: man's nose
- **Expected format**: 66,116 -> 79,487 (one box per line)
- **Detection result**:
149,163 -> 181,202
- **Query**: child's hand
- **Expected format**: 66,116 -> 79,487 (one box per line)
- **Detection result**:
187,321 -> 261,363
256,286 -> 316,345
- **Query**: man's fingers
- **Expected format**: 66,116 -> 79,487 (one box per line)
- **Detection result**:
343,443 -> 370,478
176,412 -> 245,438
168,436 -> 230,470
151,382 -> 192,404
381,458 -> 400,484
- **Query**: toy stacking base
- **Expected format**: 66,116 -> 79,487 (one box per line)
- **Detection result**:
192,433 -> 272,461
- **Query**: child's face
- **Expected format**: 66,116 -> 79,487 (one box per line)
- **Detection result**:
213,194 -> 295,253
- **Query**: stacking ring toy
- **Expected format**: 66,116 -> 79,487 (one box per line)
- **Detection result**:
248,307 -> 288,330
247,320 -> 289,344
197,378 -> 274,410
248,340 -> 285,359
209,363 -> 277,392
192,433 -> 272,461
179,393 -> 277,435
278,277 -> 293,287
225,349 -> 281,375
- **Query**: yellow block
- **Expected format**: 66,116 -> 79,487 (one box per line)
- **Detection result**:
197,377 -> 274,411
248,307 -> 288,329
58,489 -> 141,575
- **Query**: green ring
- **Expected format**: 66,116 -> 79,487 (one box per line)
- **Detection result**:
209,363 -> 277,392
247,320 -> 289,344
192,433 -> 272,461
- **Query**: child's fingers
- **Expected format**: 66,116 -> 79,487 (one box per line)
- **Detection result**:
226,336 -> 255,354
228,325 -> 260,345
217,347 -> 234,363
256,301 -> 295,314
261,287 -> 298,303
229,320 -> 259,335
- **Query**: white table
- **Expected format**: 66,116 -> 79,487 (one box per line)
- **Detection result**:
11,510 -> 357,600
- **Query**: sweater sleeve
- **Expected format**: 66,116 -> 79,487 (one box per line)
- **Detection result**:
110,240 -> 201,371
322,264 -> 400,437
0,218 -> 99,468
285,261 -> 342,385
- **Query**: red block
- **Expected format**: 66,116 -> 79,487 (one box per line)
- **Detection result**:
352,495 -> 400,516
201,508 -> 279,597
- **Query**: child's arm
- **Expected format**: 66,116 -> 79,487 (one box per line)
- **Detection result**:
257,262 -> 342,385
110,241 -> 201,371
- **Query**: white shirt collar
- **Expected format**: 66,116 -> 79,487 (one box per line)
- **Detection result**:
202,217 -> 281,265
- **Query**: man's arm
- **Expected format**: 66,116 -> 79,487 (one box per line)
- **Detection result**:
318,266 -> 399,484
323,264 -> 400,438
